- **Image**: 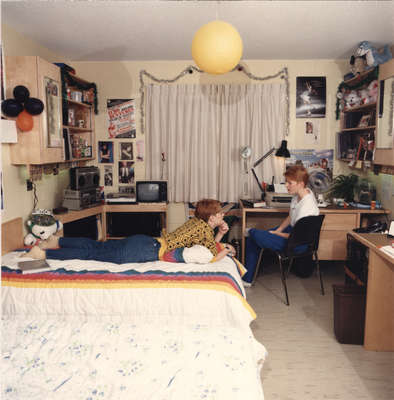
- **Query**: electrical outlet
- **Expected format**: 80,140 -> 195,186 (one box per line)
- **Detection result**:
26,180 -> 33,191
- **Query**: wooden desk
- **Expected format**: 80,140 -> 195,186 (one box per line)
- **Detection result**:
240,201 -> 390,263
56,203 -> 167,240
347,232 -> 394,351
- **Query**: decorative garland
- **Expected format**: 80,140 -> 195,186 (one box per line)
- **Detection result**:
60,69 -> 98,125
139,64 -> 289,136
335,67 -> 379,120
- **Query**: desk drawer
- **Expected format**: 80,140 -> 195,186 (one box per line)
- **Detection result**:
322,214 -> 357,231
319,231 -> 348,260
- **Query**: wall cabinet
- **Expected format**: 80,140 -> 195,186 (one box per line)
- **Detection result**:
374,57 -> 394,166
5,56 -> 64,165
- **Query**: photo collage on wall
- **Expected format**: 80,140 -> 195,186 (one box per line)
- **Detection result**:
98,99 -> 143,192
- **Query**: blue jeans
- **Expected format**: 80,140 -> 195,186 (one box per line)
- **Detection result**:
46,235 -> 160,264
243,226 -> 292,283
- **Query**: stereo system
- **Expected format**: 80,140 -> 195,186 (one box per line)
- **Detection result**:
70,166 -> 100,191
64,167 -> 101,210
63,188 -> 101,210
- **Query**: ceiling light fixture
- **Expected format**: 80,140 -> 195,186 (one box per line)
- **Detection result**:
191,20 -> 243,75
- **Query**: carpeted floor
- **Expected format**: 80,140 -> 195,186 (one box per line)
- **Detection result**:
246,261 -> 394,400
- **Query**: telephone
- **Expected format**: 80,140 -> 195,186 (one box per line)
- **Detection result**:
353,221 -> 387,234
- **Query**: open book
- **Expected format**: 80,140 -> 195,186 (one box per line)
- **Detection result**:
18,259 -> 51,274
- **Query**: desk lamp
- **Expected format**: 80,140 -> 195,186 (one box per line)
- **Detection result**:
251,140 -> 290,199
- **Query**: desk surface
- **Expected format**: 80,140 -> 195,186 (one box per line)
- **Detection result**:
240,202 -> 390,215
348,232 -> 394,265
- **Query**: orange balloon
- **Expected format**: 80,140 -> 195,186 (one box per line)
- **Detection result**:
16,110 -> 34,131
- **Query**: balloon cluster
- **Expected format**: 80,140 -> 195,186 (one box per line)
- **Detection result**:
1,86 -> 44,131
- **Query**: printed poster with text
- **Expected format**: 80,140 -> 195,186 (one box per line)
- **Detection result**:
286,149 -> 333,181
107,99 -> 136,138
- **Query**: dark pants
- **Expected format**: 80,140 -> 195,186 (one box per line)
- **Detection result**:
243,226 -> 292,283
46,235 -> 160,264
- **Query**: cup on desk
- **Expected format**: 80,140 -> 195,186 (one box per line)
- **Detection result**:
371,200 -> 376,210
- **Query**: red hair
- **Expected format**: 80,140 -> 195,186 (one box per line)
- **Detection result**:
284,165 -> 309,186
194,199 -> 221,222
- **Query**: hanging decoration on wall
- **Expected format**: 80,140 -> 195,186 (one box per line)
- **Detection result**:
192,20 -> 243,75
139,65 -> 290,136
1,85 -> 44,132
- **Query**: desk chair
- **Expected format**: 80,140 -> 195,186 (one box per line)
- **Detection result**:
252,215 -> 325,305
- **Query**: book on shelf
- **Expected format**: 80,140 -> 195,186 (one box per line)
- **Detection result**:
18,259 -> 51,274
241,199 -> 267,208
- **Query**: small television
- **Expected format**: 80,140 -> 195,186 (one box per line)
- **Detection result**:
136,181 -> 167,203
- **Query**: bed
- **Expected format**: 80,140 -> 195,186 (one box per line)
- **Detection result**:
1,218 -> 267,399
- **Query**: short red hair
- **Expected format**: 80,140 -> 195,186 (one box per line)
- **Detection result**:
284,165 -> 309,186
194,199 -> 222,222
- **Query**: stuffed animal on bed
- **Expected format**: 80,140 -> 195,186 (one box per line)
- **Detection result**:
356,41 -> 392,67
24,209 -> 63,247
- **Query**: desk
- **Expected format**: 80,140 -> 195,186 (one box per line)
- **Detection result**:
240,201 -> 389,264
347,232 -> 394,351
57,203 -> 167,240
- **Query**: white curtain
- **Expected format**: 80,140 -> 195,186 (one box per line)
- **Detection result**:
145,83 -> 287,202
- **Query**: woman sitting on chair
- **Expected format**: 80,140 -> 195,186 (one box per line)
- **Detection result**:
243,165 -> 319,285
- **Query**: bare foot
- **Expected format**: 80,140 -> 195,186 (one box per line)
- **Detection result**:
39,235 -> 60,249
25,246 -> 46,260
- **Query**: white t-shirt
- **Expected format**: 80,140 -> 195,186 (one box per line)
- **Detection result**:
289,189 -> 319,227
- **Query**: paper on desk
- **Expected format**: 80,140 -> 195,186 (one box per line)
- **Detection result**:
380,245 -> 394,259
274,184 -> 288,194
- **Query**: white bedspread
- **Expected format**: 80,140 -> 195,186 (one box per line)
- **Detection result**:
2,252 -> 267,399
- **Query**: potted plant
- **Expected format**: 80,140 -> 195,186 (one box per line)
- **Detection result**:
329,174 -> 359,203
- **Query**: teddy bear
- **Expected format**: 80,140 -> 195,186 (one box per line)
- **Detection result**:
24,209 -> 63,247
344,90 -> 361,109
367,80 -> 379,103
350,55 -> 368,75
356,41 -> 392,67
358,88 -> 369,105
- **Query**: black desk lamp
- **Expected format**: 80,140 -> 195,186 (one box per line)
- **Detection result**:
251,140 -> 290,199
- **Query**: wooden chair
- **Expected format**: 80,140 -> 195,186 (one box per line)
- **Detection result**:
252,215 -> 325,305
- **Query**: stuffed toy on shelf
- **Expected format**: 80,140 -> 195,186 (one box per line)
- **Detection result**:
24,209 -> 63,247
356,41 -> 392,67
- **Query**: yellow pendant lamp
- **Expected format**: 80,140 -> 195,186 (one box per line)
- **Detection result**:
192,20 -> 243,75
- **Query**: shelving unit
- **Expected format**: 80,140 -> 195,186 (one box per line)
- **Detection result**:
336,69 -> 379,168
62,73 -> 96,161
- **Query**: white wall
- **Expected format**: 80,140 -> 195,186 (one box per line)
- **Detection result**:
2,24 -> 391,234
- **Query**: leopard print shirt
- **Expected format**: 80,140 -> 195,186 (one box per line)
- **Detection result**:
162,217 -> 218,256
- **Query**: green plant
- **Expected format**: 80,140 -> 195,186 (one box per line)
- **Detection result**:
329,174 -> 359,202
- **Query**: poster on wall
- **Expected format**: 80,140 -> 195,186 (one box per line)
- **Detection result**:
304,120 -> 320,145
98,141 -> 113,163
118,161 -> 135,184
104,165 -> 113,187
286,149 -> 333,181
296,77 -> 326,118
120,142 -> 133,160
107,99 -> 136,138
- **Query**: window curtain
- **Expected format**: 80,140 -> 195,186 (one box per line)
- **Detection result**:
145,83 -> 287,202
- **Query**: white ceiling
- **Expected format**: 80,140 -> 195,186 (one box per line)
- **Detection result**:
2,0 -> 394,62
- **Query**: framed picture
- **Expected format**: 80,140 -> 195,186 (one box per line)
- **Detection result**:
296,76 -> 326,118
120,142 -> 133,160
84,146 -> 92,158
98,141 -> 113,163
358,114 -> 371,127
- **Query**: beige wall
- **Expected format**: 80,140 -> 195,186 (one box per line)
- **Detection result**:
1,24 -> 392,235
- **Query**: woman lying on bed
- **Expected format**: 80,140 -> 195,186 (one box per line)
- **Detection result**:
25,199 -> 236,264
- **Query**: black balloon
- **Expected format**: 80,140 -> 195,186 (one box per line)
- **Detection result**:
25,98 -> 44,115
13,85 -> 30,103
1,99 -> 23,117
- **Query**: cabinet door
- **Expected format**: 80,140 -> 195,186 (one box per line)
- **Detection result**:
5,56 -> 64,165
